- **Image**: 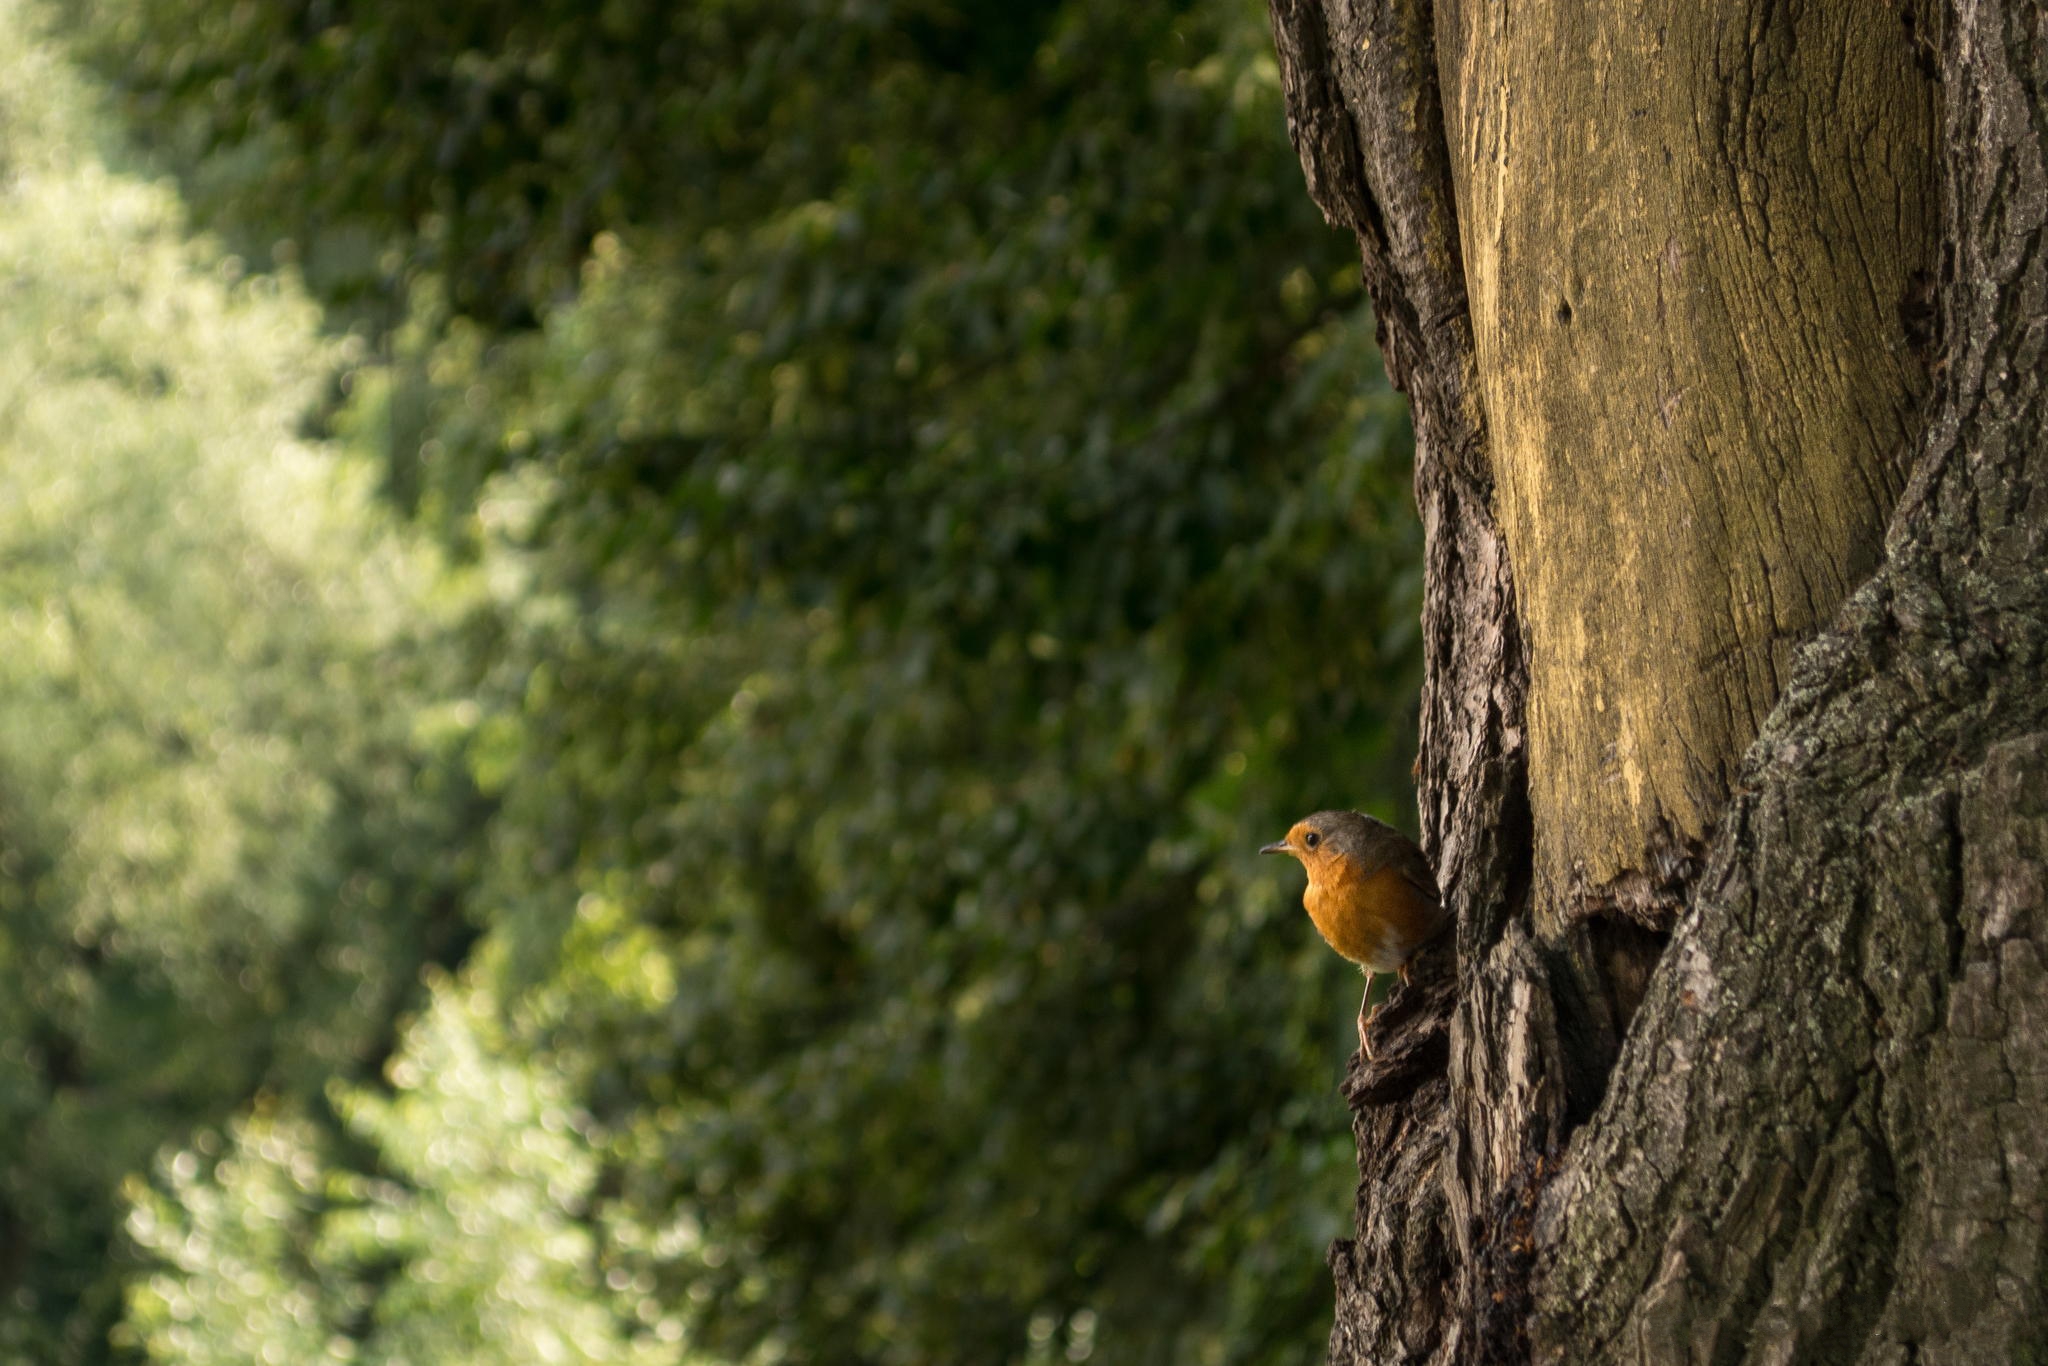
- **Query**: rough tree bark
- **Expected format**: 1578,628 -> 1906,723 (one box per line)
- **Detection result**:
1267,0 -> 2048,1361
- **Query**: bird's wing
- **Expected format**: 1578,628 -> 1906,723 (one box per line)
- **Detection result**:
1388,838 -> 1440,905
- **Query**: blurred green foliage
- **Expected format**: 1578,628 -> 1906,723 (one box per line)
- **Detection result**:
8,0 -> 1427,1362
124,982 -> 683,1366
0,6 -> 481,1359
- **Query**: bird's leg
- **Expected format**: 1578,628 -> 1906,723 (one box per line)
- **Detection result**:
1398,960 -> 1412,987
1357,969 -> 1381,1059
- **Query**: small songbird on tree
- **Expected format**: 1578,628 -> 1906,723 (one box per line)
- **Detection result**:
1261,809 -> 1447,1051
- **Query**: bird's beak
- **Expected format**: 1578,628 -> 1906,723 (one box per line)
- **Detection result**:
1259,840 -> 1289,856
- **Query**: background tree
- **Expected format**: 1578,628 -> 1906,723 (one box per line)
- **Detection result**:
1265,0 -> 2048,1358
0,7 -> 480,1357
12,1 -> 1442,1362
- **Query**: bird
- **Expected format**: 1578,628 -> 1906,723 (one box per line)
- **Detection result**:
1261,809 -> 1447,1049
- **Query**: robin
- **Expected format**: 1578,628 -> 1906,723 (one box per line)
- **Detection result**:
1261,810 -> 1447,1048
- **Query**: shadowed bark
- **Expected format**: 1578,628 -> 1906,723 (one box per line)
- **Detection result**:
1267,0 -> 2048,1359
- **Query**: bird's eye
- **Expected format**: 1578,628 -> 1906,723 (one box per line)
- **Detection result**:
1304,831 -> 1320,849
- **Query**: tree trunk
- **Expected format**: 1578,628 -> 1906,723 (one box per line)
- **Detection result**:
1267,0 -> 2048,1360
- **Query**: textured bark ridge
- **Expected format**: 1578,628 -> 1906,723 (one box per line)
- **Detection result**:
1268,0 -> 1543,1358
1268,0 -> 2048,1359
1329,940 -> 1456,1361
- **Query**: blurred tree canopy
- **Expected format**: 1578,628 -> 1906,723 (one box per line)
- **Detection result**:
14,0 -> 1426,1362
0,6 -> 479,1358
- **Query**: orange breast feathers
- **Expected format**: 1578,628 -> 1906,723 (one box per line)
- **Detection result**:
1302,854 -> 1443,972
